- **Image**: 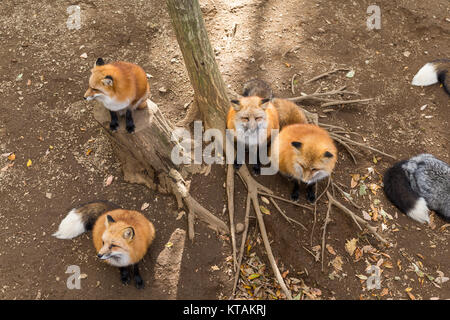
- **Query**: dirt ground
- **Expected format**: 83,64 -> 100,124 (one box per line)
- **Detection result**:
0,0 -> 449,300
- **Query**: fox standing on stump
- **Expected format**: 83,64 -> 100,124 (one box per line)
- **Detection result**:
84,58 -> 150,133
53,201 -> 156,289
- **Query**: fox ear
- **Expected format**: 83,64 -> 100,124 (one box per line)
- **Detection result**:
231,99 -> 241,111
122,227 -> 135,241
324,151 -> 334,158
291,141 -> 302,149
260,98 -> 271,110
105,214 -> 115,227
102,75 -> 113,86
95,58 -> 105,66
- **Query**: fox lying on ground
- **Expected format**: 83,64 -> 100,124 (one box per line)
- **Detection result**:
383,154 -> 450,224
84,58 -> 150,133
53,201 -> 155,289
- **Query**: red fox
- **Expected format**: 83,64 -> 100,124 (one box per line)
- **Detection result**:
271,124 -> 337,202
84,58 -> 150,133
53,201 -> 155,289
411,59 -> 449,96
226,96 -> 279,174
242,79 -> 307,128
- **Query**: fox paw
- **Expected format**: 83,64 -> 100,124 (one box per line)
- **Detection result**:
134,276 -> 145,289
252,165 -> 261,176
120,269 -> 131,285
126,124 -> 135,134
306,191 -> 316,204
290,191 -> 300,202
110,123 -> 119,132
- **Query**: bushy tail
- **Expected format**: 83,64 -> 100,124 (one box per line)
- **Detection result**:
412,59 -> 450,96
383,161 -> 430,224
53,201 -> 119,239
242,79 -> 273,100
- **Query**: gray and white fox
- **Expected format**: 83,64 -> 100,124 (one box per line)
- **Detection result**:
383,154 -> 450,224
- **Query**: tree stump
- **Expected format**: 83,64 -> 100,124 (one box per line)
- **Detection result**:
93,100 -> 229,236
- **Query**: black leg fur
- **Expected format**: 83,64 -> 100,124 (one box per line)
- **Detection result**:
109,111 -> 119,131
125,109 -> 135,133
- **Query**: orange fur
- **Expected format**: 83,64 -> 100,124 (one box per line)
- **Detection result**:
226,96 -> 279,142
93,209 -> 155,266
273,124 -> 337,183
272,98 -> 307,128
84,61 -> 150,112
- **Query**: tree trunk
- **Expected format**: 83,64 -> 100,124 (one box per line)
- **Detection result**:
166,0 -> 229,132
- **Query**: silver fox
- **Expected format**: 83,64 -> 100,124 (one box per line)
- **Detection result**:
383,154 -> 450,224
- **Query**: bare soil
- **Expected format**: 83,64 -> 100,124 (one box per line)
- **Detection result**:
0,0 -> 448,300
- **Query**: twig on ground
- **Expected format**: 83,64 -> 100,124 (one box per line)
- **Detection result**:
226,164 -> 238,272
304,68 -> 351,84
269,197 -> 307,231
326,191 -> 390,245
321,98 -> 373,108
236,165 -> 293,300
321,199 -> 333,272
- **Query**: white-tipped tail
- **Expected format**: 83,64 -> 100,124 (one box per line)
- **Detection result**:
411,63 -> 438,86
52,209 -> 86,239
406,197 -> 430,224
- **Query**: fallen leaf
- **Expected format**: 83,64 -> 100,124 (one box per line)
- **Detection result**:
346,70 -> 355,78
354,247 -> 363,261
260,196 -> 270,205
104,175 -> 114,187
79,273 -> 88,280
330,255 -> 344,272
8,153 -> 15,161
326,244 -> 336,255
86,149 -> 92,156
259,206 -> 271,215
407,292 -> 415,300
356,274 -> 368,280
26,159 -> 32,167
359,183 -> 367,196
211,265 -> 220,271
380,288 -> 389,297
362,210 -> 372,221
345,238 -> 358,256
141,202 -> 150,211
165,242 -> 173,248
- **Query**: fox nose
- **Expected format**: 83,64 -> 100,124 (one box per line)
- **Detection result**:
83,96 -> 87,100
97,253 -> 103,259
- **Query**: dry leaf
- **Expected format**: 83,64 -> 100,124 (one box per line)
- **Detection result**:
8,153 -> 15,161
260,196 -> 270,205
211,265 -> 220,271
259,206 -> 271,215
86,149 -> 92,156
104,175 -> 114,187
380,288 -> 389,297
141,202 -> 150,211
26,159 -> 32,167
330,256 -> 344,272
345,238 -> 357,256
326,244 -> 336,255
354,247 -> 363,261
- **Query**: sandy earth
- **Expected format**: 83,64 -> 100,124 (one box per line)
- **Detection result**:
0,0 -> 448,300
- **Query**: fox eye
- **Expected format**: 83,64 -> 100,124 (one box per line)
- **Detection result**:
311,168 -> 319,173
241,117 -> 249,121
109,244 -> 119,249
255,117 -> 263,121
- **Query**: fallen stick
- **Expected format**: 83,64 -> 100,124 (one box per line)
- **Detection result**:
232,194 -> 251,298
326,191 -> 389,245
237,165 -> 293,300
226,164 -> 238,272
321,98 -> 373,108
304,68 -> 351,84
